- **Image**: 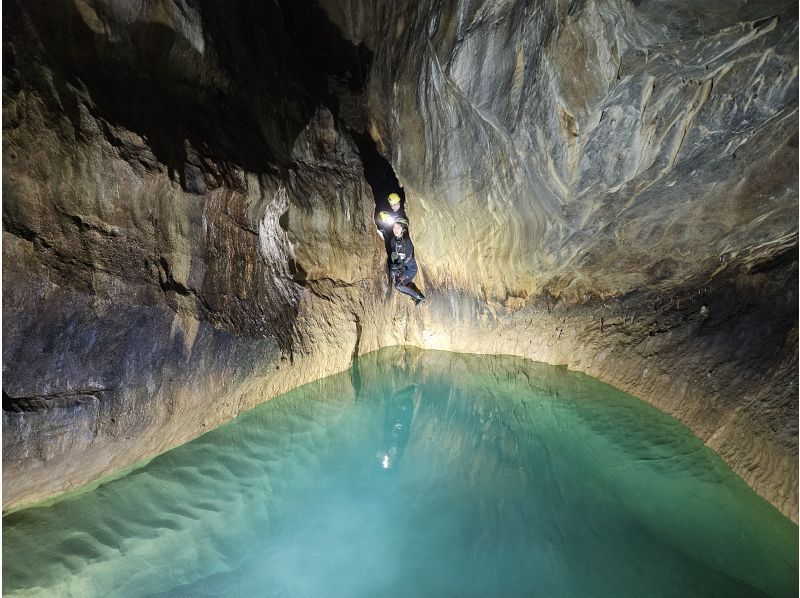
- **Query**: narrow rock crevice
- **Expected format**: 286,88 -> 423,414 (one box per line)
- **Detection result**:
3,389 -> 110,413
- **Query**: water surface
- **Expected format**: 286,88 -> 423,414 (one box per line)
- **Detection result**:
3,347 -> 797,597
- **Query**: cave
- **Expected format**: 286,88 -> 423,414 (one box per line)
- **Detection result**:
353,130 -> 405,213
2,0 -> 798,595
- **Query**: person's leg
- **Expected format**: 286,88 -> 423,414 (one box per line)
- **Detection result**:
403,264 -> 424,303
393,263 -> 425,303
411,283 -> 426,305
406,281 -> 424,297
394,282 -> 424,301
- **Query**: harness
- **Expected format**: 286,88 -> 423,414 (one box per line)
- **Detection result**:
391,237 -> 406,263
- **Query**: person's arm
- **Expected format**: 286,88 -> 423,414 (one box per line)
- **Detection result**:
403,238 -> 414,264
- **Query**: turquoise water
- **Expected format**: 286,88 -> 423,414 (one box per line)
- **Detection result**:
3,347 -> 797,597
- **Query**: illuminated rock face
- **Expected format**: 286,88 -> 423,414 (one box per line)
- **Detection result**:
344,0 -> 798,300
3,0 -> 797,519
328,0 -> 799,519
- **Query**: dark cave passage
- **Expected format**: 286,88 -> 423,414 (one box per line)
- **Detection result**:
352,132 -> 405,226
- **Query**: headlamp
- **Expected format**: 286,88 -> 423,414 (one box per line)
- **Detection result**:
379,211 -> 397,225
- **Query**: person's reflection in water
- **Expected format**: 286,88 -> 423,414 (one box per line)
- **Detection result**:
377,384 -> 419,471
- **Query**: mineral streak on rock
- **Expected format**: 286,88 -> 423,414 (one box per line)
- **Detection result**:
3,0 -> 798,521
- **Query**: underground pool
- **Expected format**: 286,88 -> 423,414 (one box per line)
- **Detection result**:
3,347 -> 797,597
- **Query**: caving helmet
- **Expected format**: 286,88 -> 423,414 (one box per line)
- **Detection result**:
388,192 -> 401,207
393,217 -> 409,230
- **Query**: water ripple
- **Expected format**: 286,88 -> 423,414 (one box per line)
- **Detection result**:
3,347 -> 796,597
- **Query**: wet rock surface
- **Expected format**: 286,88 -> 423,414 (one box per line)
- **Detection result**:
3,0 -> 798,520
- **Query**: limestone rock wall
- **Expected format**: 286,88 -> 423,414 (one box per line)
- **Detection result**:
3,0 -> 798,521
327,0 -> 799,519
352,0 -> 797,301
2,0 -> 390,509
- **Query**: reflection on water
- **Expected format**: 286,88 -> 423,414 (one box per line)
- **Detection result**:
377,384 -> 417,471
3,347 -> 798,597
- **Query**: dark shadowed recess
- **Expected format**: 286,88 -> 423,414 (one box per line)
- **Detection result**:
589,243 -> 798,446
352,131 -> 405,221
3,0 -> 373,179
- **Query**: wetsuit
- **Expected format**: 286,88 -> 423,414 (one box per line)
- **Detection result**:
389,233 -> 424,302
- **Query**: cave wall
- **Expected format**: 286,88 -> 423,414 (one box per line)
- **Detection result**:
3,0 -> 798,520
324,0 -> 799,519
341,0 -> 798,300
2,0 -> 391,509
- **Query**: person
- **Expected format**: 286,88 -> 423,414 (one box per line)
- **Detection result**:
376,192 -> 407,240
389,218 -> 425,306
